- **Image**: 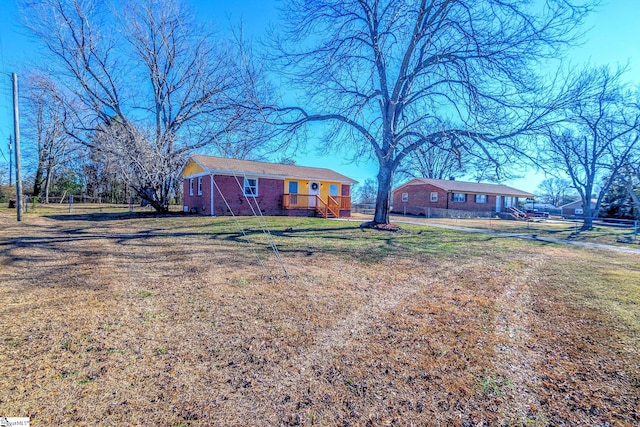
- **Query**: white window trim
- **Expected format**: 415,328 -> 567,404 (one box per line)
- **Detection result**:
197,177 -> 203,195
401,192 -> 408,202
475,194 -> 487,204
430,192 -> 438,202
189,178 -> 194,196
452,193 -> 466,203
244,177 -> 258,197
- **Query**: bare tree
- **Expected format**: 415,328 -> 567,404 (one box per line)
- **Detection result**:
1,142 -> 11,186
397,143 -> 465,181
20,0 -> 271,212
536,177 -> 573,207
353,178 -> 377,204
542,67 -> 640,230
22,73 -> 73,203
397,141 -> 518,184
267,0 -> 594,225
0,164 -> 8,187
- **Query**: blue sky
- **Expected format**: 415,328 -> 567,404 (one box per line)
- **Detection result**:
1,0 -> 639,193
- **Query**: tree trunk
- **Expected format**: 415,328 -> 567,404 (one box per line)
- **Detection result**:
33,164 -> 44,198
44,171 -> 52,204
150,200 -> 169,213
372,164 -> 393,224
139,185 -> 169,213
581,196 -> 599,231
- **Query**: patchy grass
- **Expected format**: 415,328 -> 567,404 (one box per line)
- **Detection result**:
19,202 -> 184,216
385,214 -> 640,247
0,210 -> 638,425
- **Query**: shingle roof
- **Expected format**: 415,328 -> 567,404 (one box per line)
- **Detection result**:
397,178 -> 534,198
186,154 -> 357,184
559,199 -> 597,209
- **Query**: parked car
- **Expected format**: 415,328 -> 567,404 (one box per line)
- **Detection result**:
525,209 -> 549,218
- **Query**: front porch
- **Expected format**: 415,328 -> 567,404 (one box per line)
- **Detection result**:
282,194 -> 352,218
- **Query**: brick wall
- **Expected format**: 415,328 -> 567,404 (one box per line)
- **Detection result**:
391,183 -> 447,215
446,193 -> 496,212
391,183 -> 508,215
183,176 -> 212,215
183,175 -> 353,217
213,175 -> 286,216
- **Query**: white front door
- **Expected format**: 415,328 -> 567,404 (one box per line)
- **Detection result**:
309,182 -> 320,207
496,196 -> 501,212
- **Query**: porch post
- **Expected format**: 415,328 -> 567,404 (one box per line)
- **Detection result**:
210,174 -> 215,216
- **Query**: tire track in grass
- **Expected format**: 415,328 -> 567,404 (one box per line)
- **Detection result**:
493,255 -> 545,424
305,274 -> 424,370
263,262 -> 427,424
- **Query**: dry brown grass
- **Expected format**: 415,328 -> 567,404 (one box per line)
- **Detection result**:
383,214 -> 640,248
0,210 -> 639,426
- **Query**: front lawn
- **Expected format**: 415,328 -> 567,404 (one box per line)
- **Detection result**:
1,211 -> 638,425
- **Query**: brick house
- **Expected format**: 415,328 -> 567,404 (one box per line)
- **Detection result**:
560,199 -> 597,218
181,155 -> 357,218
391,178 -> 534,216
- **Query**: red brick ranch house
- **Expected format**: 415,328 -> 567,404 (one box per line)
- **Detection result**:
391,178 -> 534,216
181,155 -> 357,218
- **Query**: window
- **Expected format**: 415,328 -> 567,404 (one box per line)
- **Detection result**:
244,178 -> 258,196
197,177 -> 203,195
575,208 -> 584,215
401,192 -> 408,202
452,193 -> 466,203
430,192 -> 438,202
475,194 -> 487,203
288,181 -> 298,194
189,178 -> 194,196
330,184 -> 339,197
504,196 -> 514,208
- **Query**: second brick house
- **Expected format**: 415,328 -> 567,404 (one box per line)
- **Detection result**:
391,178 -> 534,216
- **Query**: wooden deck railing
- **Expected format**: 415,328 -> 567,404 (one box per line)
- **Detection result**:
327,196 -> 340,218
282,194 -> 351,217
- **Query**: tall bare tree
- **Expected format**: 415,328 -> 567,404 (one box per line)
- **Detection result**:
22,73 -> 73,203
20,0 -> 271,212
397,142 -> 466,181
353,178 -> 377,204
267,0 -> 594,225
542,67 -> 640,230
397,142 -> 518,184
536,177 -> 574,207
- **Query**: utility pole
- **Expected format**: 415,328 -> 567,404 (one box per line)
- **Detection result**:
8,135 -> 13,187
12,73 -> 22,222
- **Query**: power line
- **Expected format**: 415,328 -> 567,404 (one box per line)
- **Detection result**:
0,137 -> 7,162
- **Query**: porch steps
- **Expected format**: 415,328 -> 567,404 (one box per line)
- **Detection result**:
509,207 -> 528,220
316,208 -> 337,218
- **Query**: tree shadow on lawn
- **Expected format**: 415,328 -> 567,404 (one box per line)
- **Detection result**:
1,215 -> 526,287
0,234 -> 256,292
45,212 -> 173,222
217,225 -> 511,262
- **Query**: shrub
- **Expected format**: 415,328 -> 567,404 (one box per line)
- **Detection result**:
0,185 -> 14,204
